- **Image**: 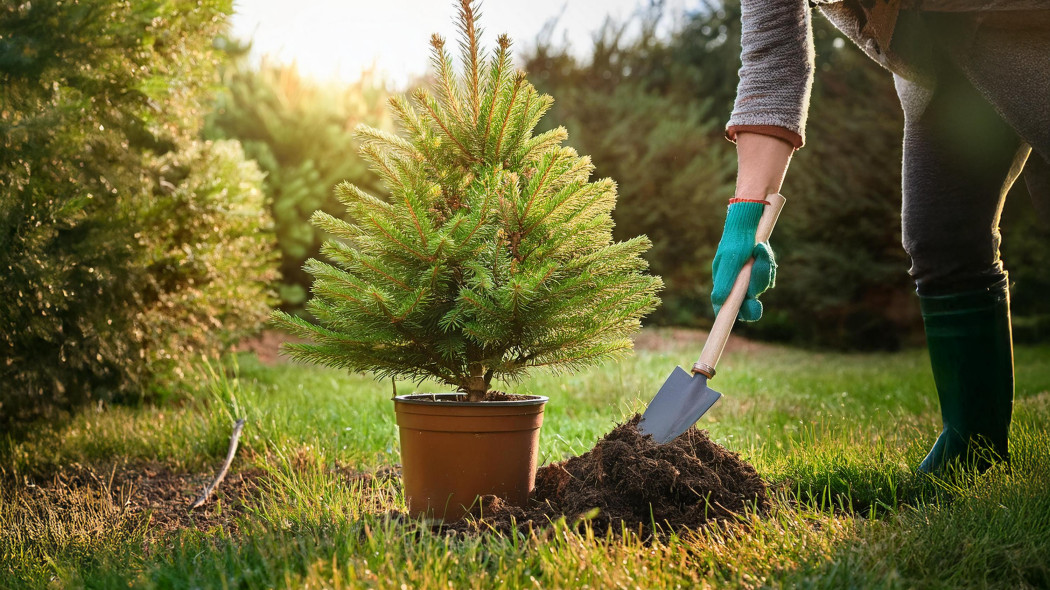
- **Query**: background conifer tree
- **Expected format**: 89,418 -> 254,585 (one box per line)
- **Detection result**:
206,59 -> 392,311
272,1 -> 662,401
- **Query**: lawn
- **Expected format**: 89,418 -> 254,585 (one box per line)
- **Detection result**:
3,329 -> 1049,588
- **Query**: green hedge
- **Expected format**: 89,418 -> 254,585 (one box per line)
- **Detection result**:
134,140 -> 277,392
0,0 -> 275,421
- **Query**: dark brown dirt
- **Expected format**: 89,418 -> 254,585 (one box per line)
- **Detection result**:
443,415 -> 770,536
419,391 -> 536,402
9,417 -> 768,541
8,462 -> 262,538
7,460 -> 399,544
480,391 -> 534,402
235,329 -> 303,364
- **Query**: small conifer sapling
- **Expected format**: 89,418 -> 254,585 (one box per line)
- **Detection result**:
271,1 -> 662,402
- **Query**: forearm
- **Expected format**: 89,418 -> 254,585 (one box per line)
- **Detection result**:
734,132 -> 794,199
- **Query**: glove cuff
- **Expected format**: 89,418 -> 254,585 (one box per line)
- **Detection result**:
724,201 -> 765,234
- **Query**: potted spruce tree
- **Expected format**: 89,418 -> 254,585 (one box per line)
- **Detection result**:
271,1 -> 662,521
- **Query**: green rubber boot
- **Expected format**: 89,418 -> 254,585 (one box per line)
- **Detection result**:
917,277 -> 1014,475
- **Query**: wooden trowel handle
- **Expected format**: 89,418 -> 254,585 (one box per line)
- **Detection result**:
693,193 -> 787,378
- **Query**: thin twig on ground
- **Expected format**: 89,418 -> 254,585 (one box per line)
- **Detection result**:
190,418 -> 246,511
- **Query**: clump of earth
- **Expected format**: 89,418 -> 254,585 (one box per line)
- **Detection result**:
443,414 -> 770,536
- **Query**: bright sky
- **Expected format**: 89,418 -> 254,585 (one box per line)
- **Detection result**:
230,0 -> 688,89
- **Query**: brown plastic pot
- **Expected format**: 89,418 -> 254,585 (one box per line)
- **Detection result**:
393,393 -> 548,521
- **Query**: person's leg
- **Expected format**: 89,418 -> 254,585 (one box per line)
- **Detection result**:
895,49 -> 1024,474
932,11 -> 1050,166
932,10 -> 1050,222
916,278 -> 1013,474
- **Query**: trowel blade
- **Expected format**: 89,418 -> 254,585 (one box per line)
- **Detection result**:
637,366 -> 722,444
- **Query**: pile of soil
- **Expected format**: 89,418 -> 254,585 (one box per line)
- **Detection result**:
445,415 -> 770,536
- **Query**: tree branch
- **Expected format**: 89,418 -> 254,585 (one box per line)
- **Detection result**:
190,418 -> 246,511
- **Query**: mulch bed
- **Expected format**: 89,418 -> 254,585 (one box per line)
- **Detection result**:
440,415 -> 770,537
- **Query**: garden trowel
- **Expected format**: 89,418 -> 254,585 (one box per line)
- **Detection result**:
638,193 -> 786,444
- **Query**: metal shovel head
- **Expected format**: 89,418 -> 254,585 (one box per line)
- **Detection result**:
637,366 -> 722,444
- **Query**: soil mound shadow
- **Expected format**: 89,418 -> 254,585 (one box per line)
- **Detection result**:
447,415 -> 769,536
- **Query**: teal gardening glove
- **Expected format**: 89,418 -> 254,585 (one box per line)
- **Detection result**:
711,199 -> 776,321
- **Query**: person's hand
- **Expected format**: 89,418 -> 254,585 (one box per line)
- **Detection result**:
710,132 -> 793,321
711,200 -> 776,321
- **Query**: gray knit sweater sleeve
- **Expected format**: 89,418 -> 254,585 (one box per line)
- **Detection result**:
727,0 -> 815,146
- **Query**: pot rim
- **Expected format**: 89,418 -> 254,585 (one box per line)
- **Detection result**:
393,392 -> 549,407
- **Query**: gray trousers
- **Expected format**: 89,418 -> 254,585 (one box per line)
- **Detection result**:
892,11 -> 1050,296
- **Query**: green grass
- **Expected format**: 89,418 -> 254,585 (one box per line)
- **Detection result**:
2,334 -> 1050,589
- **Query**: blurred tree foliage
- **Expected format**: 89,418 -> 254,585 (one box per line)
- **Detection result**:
135,140 -> 276,390
1000,178 -> 1050,343
205,59 -> 392,311
525,2 -> 921,349
0,0 -> 276,421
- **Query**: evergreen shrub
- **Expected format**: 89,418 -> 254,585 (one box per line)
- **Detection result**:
0,0 -> 275,420
135,140 -> 277,391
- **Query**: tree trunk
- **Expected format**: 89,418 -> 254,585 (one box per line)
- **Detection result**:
464,364 -> 488,402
